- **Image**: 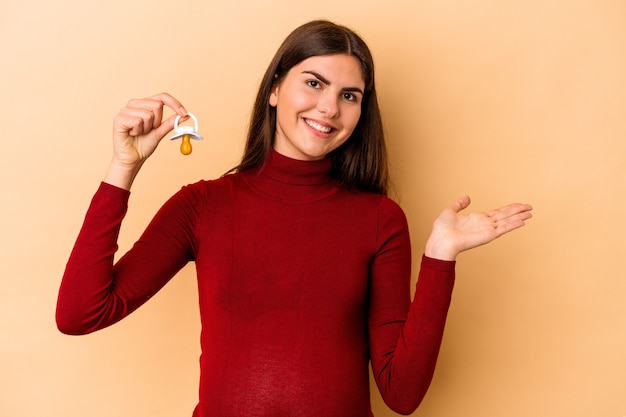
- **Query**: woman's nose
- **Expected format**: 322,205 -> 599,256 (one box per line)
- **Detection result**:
317,93 -> 339,118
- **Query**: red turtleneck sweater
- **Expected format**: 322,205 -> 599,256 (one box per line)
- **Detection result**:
57,150 -> 456,416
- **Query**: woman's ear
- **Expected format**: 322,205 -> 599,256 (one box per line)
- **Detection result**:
269,82 -> 279,107
269,73 -> 280,107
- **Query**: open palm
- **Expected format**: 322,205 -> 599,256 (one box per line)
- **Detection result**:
425,196 -> 533,261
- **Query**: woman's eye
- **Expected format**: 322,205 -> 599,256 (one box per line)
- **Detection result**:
307,80 -> 321,89
343,92 -> 357,102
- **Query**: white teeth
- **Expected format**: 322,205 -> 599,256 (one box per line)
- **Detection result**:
305,119 -> 332,133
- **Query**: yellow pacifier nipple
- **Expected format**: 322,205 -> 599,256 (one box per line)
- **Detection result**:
170,113 -> 203,155
181,134 -> 192,155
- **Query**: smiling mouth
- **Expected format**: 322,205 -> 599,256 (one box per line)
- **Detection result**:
305,118 -> 333,134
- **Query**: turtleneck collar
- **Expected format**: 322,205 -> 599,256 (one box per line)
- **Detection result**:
241,149 -> 340,203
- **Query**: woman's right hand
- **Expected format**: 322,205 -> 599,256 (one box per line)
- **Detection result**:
105,93 -> 188,189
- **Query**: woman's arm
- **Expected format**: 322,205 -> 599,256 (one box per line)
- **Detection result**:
369,196 -> 532,414
105,93 -> 188,190
56,93 -> 194,334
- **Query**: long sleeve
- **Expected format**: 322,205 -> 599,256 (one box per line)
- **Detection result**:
368,198 -> 456,415
57,151 -> 456,416
56,182 -> 201,335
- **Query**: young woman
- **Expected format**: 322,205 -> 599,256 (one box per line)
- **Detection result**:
56,20 -> 532,417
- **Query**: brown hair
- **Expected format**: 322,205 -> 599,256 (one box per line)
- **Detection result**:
230,20 -> 389,195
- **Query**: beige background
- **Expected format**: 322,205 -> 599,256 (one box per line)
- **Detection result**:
1,0 -> 625,416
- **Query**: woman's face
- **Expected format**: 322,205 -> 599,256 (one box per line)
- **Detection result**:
269,54 -> 365,161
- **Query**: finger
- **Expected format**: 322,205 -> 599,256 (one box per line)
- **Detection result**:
114,114 -> 147,137
126,97 -> 170,129
150,113 -> 181,141
149,102 -> 163,130
486,203 -> 533,221
495,215 -> 531,236
506,210 -> 533,224
123,94 -> 186,130
148,92 -> 188,117
492,209 -> 533,236
119,107 -> 157,135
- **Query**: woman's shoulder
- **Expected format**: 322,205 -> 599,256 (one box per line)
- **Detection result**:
169,173 -> 241,204
337,188 -> 408,229
376,194 -> 408,226
186,169 -> 247,190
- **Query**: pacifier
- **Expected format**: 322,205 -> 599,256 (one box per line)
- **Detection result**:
170,113 -> 203,155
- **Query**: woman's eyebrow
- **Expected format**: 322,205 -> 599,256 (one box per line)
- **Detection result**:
302,70 -> 364,95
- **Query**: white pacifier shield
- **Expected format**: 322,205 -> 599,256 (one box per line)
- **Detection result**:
170,113 -> 204,141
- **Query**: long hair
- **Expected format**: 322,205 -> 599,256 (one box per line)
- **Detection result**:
230,20 -> 389,195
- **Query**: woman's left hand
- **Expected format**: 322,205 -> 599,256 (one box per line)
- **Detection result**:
424,196 -> 533,261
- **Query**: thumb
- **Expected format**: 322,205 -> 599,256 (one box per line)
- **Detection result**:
450,195 -> 471,213
152,113 -> 183,142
